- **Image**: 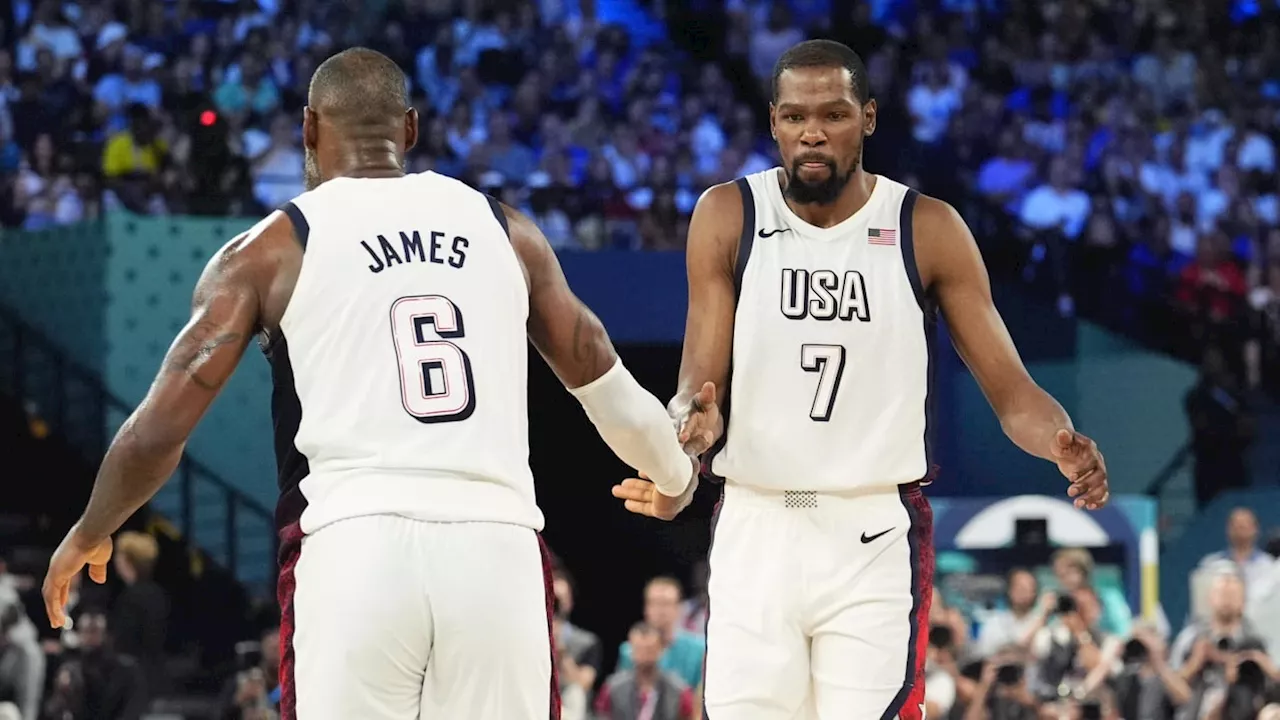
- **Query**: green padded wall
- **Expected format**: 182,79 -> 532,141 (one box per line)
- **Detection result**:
0,222 -> 109,369
103,214 -> 277,510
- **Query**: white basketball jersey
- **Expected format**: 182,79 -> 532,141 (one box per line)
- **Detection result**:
709,169 -> 937,493
267,172 -> 540,536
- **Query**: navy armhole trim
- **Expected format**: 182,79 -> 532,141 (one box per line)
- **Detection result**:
732,177 -> 756,302
898,189 -> 926,311
485,194 -> 510,239
279,201 -> 309,250
701,178 -> 754,484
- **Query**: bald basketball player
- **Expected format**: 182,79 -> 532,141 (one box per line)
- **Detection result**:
43,48 -> 695,719
613,40 -> 1110,719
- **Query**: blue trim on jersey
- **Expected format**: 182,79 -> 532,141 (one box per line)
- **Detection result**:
701,179 -> 756,483
279,201 -> 310,250
265,332 -> 311,536
900,189 -> 940,483
898,189 -> 925,311
485,194 -> 510,239
731,178 -> 756,303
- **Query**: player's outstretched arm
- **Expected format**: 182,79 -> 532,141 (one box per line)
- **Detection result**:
44,213 -> 295,628
502,202 -> 694,500
917,196 -> 1108,510
668,182 -> 741,456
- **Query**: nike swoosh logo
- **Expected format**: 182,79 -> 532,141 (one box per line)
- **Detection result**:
758,228 -> 790,238
860,528 -> 894,544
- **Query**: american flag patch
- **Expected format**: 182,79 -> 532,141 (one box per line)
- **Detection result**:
868,228 -> 897,245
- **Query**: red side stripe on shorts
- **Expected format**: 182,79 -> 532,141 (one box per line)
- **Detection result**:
537,535 -> 563,720
277,521 -> 305,720
880,484 -> 935,720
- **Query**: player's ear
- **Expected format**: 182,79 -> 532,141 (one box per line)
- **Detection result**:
768,103 -> 777,140
863,98 -> 877,137
405,107 -> 419,153
302,107 -> 318,151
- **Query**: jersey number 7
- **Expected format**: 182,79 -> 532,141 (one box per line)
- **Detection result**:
389,295 -> 477,423
800,344 -> 846,422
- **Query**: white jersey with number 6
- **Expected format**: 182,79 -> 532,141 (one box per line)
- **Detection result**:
708,170 -> 937,493
267,172 -> 539,536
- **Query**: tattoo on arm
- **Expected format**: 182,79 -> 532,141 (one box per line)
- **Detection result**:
163,319 -> 245,391
568,311 -> 611,388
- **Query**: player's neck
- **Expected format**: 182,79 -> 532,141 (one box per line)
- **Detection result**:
783,168 -> 877,230
331,145 -> 406,181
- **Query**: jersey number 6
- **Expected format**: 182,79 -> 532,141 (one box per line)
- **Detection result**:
800,343 -> 846,422
389,295 -> 477,423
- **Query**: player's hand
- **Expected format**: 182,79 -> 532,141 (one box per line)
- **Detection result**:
673,382 -> 722,457
612,466 -> 698,521
43,526 -> 112,629
1051,429 -> 1109,511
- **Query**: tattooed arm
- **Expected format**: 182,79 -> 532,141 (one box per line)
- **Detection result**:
503,202 -> 694,496
74,230 -> 265,544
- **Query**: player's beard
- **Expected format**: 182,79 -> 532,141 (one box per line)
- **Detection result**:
303,148 -> 321,191
784,155 -> 855,206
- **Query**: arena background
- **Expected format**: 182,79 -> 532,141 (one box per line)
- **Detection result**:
1,0 -> 1280,718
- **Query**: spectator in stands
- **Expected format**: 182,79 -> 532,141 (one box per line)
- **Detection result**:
1199,508 -> 1279,608
1247,260 -> 1280,393
110,532 -> 168,697
931,585 -> 972,658
1109,623 -> 1193,719
218,626 -> 280,720
1029,587 -> 1122,701
53,608 -> 147,720
1169,569 -> 1272,715
924,618 -> 968,719
551,568 -> 603,693
616,577 -> 704,690
0,603 -> 42,720
101,104 -> 167,214
977,568 -> 1043,657
247,111 -> 305,211
1052,548 -> 1133,638
963,648 -> 1039,720
552,610 -> 592,720
1185,344 -> 1254,508
678,561 -> 708,637
1019,156 -> 1092,315
1176,230 -> 1249,329
596,623 -> 694,720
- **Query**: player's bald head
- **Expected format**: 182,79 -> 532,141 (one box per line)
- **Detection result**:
308,47 -> 408,125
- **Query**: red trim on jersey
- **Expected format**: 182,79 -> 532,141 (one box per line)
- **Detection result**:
538,535 -> 563,720
276,521 -> 305,720
882,483 -> 935,720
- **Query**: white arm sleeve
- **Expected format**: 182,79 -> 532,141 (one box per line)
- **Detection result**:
568,359 -> 693,497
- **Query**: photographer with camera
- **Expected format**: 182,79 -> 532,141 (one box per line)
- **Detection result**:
1106,623 -> 1193,718
218,627 -> 280,720
1029,587 -> 1122,701
1169,570 -> 1275,718
962,649 -> 1038,720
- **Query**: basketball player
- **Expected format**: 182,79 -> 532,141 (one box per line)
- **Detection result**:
612,40 -> 1110,719
42,48 -> 695,719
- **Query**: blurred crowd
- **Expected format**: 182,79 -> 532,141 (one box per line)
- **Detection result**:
1,0 -> 1278,467
2,508 -> 1280,719
3,0 -> 1279,397
4,0 -> 1280,717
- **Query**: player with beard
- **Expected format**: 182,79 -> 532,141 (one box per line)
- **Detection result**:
42,47 -> 699,719
611,40 -> 1110,719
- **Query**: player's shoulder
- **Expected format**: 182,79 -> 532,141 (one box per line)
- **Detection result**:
692,178 -> 748,220
203,210 -> 301,289
904,189 -> 967,239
